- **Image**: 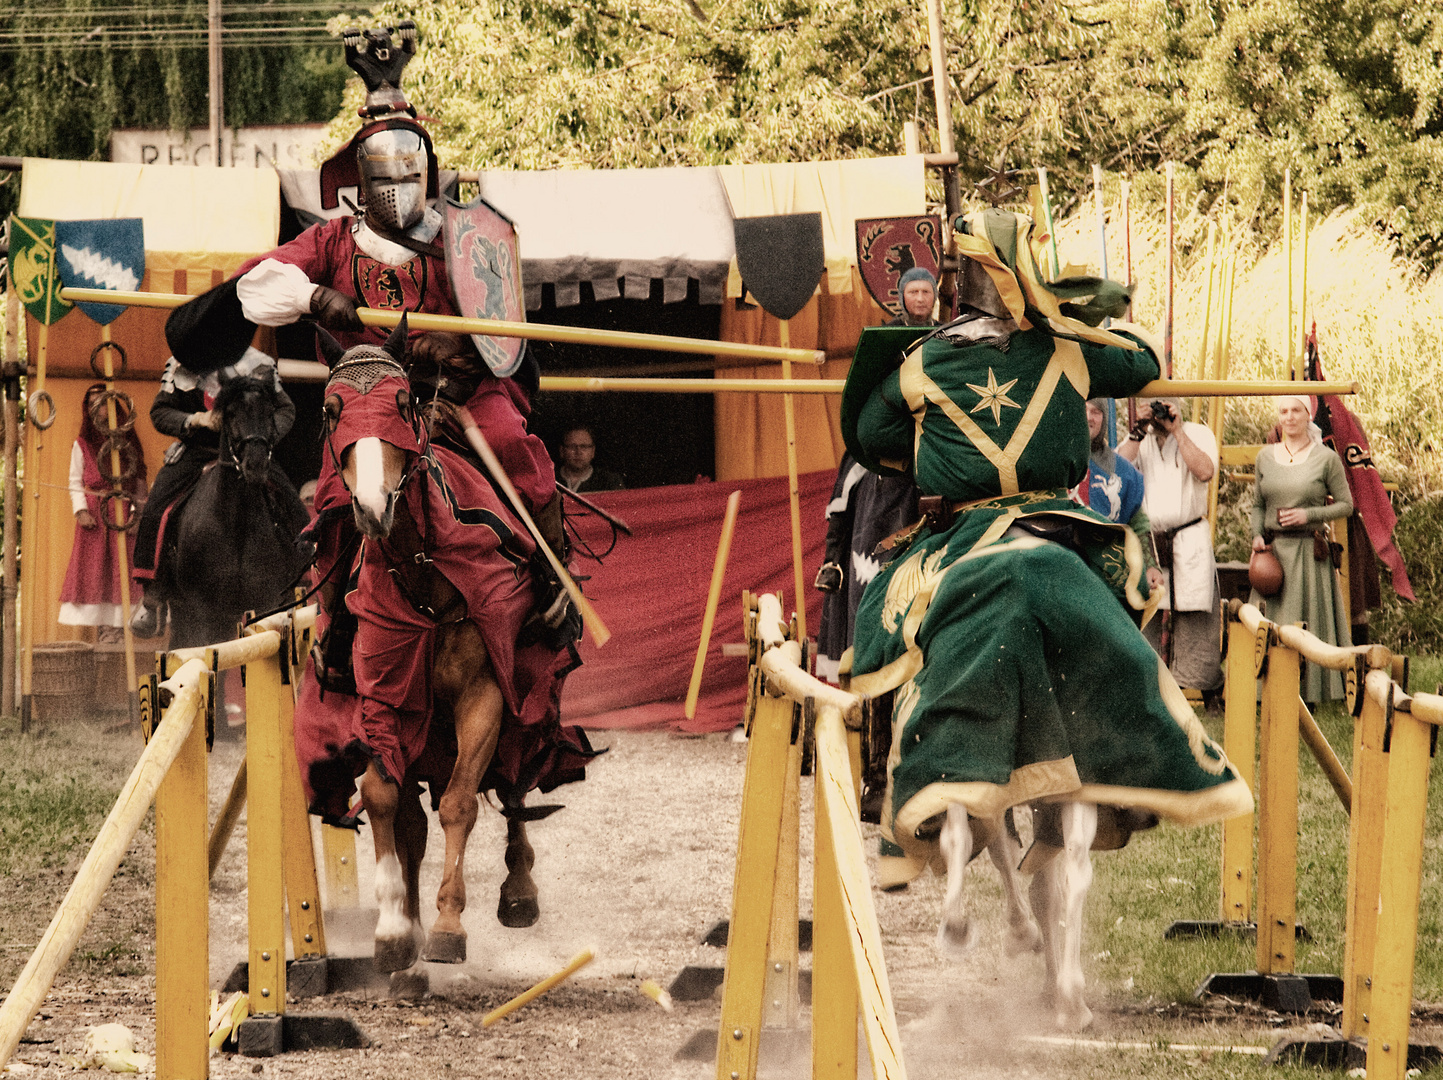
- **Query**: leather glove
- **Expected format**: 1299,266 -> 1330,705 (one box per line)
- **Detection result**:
309,286 -> 364,333
814,561 -> 843,592
411,331 -> 478,373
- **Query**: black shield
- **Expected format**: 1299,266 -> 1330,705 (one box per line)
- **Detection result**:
733,213 -> 825,321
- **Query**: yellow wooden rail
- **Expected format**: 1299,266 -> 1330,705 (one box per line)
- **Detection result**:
58,287 -> 825,366
1224,600 -> 1433,1079
718,592 -> 905,1080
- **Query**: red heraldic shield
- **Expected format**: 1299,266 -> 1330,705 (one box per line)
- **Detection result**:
855,216 -> 943,317
443,194 -> 527,378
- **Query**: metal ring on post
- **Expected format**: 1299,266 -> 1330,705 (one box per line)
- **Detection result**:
88,388 -> 136,435
27,389 -> 56,431
101,491 -> 137,533
89,340 -> 130,379
96,435 -> 141,484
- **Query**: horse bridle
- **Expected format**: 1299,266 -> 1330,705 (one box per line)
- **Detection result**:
322,353 -> 430,525
216,380 -> 281,473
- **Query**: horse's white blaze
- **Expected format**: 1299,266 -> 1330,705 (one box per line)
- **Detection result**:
352,436 -> 391,523
374,852 -> 410,940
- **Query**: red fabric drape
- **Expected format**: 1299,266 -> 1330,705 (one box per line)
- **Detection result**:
561,470 -> 833,732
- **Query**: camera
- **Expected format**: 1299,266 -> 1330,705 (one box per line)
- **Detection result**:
1149,401 -> 1173,427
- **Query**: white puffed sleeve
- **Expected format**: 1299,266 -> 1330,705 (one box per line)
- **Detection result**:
235,259 -> 318,327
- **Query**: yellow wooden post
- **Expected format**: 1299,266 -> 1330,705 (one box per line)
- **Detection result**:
1366,703 -> 1431,1080
763,734 -> 802,1029
716,681 -> 793,1080
1255,632 -> 1300,975
246,650 -> 287,1012
277,622 -> 326,959
1341,665 -> 1392,1037
154,669 -> 210,1080
813,706 -> 906,1080
1219,609 -> 1257,924
320,826 -> 360,910
779,321 -> 807,643
812,755 -> 858,1080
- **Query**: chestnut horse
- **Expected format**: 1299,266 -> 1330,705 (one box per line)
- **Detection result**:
316,317 -> 566,990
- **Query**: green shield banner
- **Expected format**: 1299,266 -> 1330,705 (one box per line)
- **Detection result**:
9,216 -> 74,326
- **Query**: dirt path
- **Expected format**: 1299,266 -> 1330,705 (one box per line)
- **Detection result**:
7,726 -> 1432,1079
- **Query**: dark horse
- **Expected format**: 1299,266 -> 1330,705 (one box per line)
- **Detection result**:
164,374 -> 310,649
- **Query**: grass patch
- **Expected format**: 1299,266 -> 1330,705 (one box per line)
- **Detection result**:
1089,692 -> 1443,1002
0,715 -> 154,982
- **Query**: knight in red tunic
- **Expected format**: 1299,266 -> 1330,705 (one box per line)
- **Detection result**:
159,25 -> 588,840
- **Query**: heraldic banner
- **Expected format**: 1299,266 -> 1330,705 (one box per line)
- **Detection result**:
854,215 -> 943,317
10,216 -> 74,326
54,219 -> 146,327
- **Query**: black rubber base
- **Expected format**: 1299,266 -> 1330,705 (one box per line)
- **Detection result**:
1165,919 -> 1312,942
237,1013 -> 369,1058
223,956 -> 390,998
701,918 -> 813,951
1264,1034 -> 1443,1070
1195,972 -> 1345,1011
668,966 -> 812,1003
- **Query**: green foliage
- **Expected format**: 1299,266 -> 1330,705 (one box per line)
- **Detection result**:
0,0 -> 349,219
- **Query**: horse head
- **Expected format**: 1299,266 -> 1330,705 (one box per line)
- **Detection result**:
213,371 -> 282,485
319,315 -> 418,542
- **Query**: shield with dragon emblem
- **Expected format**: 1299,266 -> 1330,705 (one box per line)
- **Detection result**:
54,219 -> 146,326
9,216 -> 73,325
854,215 -> 943,317
443,195 -> 526,379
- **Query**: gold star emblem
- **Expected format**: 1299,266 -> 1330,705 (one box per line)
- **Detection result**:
965,368 -> 1022,425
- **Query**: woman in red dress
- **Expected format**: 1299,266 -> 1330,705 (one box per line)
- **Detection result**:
59,384 -> 148,642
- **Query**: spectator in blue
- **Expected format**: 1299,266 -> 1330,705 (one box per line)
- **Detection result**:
1083,398 -> 1163,590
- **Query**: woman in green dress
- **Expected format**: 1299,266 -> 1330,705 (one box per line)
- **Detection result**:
1249,395 -> 1353,702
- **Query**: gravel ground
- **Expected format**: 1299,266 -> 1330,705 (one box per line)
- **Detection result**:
7,726 -> 1441,1079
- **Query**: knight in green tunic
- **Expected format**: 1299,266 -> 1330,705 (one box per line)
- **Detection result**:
842,209 -> 1253,887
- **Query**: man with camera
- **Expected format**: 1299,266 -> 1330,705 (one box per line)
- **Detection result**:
1119,397 -> 1223,699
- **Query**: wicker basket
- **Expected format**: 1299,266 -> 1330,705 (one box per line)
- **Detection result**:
33,641 -> 96,722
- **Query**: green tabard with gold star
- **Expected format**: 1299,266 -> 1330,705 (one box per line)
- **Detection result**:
845,320 -> 1253,888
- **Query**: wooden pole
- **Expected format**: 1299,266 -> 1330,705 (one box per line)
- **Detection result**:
154,664 -> 209,1080
532,375 -> 1360,398
481,949 -> 595,1027
2,281 -> 18,717
0,658 -> 207,1072
58,288 -> 825,367
925,0 -> 955,157
684,490 -> 741,720
779,323 -> 806,643
1121,178 -> 1137,427
1164,162 -> 1175,379
246,647 -> 287,1015
207,758 -> 247,879
97,327 -> 140,728
1283,168 -> 1294,380
1341,668 -> 1393,1037
207,0 -> 223,168
1218,609 -> 1255,924
1038,168 -> 1061,280
1092,164 -> 1109,281
1255,635 -> 1300,975
449,406 -> 610,647
19,320 -> 47,732
1298,190 -> 1310,373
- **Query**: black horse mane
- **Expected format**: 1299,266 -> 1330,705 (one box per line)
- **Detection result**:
211,373 -> 273,414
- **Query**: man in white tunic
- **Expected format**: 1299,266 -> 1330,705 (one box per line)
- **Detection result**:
1119,397 -> 1223,696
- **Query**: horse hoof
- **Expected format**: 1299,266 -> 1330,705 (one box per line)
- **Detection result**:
389,967 -> 430,999
934,918 -> 977,958
422,929 -> 467,964
1053,1001 -> 1093,1032
1004,922 -> 1045,957
374,933 -> 422,973
497,895 -> 540,929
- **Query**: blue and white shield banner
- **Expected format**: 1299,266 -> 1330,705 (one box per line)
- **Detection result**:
443,195 -> 526,378
54,218 -> 146,327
